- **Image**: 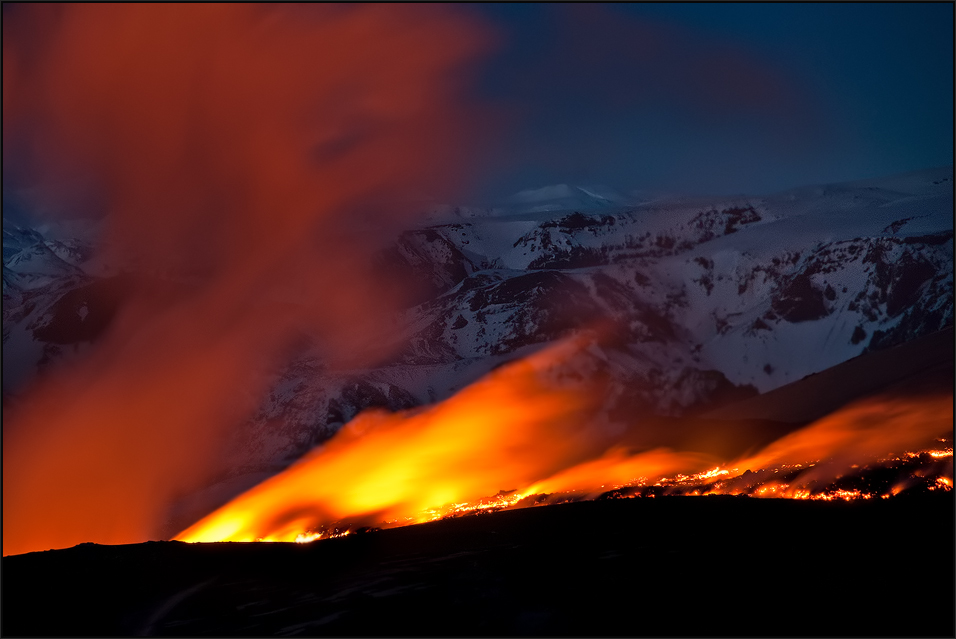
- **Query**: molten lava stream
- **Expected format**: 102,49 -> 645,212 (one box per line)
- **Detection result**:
176,339 -> 610,543
177,333 -> 953,545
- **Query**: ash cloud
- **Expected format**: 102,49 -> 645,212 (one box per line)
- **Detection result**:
3,4 -> 494,556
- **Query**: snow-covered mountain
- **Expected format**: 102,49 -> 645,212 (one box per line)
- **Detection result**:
237,167 -> 954,468
3,167 -> 953,474
2,218 -> 110,392
504,183 -> 630,213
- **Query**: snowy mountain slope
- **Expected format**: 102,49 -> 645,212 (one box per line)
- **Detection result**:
2,219 -> 110,392
229,167 -> 951,469
407,169 -> 950,373
3,167 -> 953,475
3,222 -> 88,292
505,183 -> 629,213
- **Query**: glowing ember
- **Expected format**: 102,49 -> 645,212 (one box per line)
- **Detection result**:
294,532 -> 323,544
697,467 -> 732,480
811,489 -> 871,501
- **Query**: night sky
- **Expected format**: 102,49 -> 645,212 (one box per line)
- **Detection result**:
465,3 -> 954,201
3,3 -> 953,211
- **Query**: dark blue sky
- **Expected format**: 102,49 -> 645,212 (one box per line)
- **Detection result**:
464,3 -> 954,201
3,3 -> 952,215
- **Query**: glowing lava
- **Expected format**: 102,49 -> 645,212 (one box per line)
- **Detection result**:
177,339 -> 607,543
177,342 -> 953,545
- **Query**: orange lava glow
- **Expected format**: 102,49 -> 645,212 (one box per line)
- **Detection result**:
3,4 -> 494,557
734,396 -> 951,475
177,340 -> 952,544
177,339 -> 606,542
718,394 -> 953,497
520,447 -> 719,499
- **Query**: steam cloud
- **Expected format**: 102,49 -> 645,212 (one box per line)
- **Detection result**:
3,4 -> 493,556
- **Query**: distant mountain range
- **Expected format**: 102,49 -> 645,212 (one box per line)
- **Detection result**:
3,167 -> 953,483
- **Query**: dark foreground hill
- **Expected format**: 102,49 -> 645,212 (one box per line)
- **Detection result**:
4,493 -> 953,637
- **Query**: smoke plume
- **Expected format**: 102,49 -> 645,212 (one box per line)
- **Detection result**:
3,4 -> 493,556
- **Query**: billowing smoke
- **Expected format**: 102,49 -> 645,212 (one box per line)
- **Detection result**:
3,4 -> 494,556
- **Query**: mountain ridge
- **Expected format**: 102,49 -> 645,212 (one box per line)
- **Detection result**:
3,167 -> 953,492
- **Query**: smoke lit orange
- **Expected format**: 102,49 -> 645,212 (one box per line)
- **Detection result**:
3,4 -> 494,557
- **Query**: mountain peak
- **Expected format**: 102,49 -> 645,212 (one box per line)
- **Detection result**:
504,184 -> 626,213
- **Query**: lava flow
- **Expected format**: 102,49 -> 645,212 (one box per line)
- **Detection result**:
176,338 -> 606,543
177,341 -> 954,544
